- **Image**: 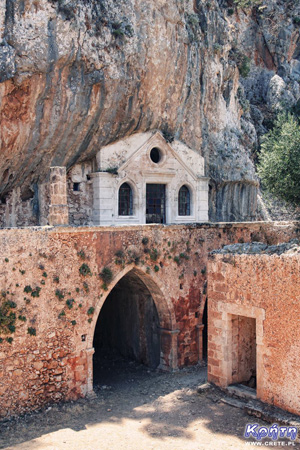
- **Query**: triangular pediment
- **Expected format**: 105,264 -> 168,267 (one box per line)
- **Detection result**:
117,131 -> 203,180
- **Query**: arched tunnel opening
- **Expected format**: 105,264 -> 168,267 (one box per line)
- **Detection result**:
93,271 -> 161,387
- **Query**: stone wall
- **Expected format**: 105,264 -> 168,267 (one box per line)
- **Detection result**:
0,221 -> 298,419
67,162 -> 94,227
0,183 -> 50,228
48,167 -> 69,226
207,250 -> 300,415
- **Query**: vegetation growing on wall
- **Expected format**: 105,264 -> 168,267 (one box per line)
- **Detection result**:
0,296 -> 17,336
257,113 -> 300,204
99,267 -> 113,290
79,263 -> 92,277
0,290 -> 30,343
233,0 -> 262,7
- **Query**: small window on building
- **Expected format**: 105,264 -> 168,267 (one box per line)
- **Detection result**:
118,183 -> 133,216
178,185 -> 191,216
73,182 -> 80,192
150,147 -> 161,164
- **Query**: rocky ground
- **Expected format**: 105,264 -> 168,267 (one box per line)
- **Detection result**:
260,190 -> 300,222
1,356 -> 298,450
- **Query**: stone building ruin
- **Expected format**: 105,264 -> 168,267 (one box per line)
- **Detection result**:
0,132 -> 299,420
1,0 -> 300,432
0,131 -> 209,228
0,222 -> 299,420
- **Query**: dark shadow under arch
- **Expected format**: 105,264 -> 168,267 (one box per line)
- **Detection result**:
93,270 -> 162,386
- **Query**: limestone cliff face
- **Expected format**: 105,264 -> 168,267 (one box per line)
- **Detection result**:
0,0 -> 299,223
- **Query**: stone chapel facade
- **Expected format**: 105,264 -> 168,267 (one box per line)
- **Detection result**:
79,131 -> 208,226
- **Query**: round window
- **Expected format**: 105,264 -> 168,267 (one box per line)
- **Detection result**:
150,147 -> 161,164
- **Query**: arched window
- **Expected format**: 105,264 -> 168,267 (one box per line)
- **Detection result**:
118,183 -> 133,216
178,185 -> 191,216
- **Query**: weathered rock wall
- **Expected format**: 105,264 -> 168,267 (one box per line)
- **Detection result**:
0,221 -> 298,419
1,0 -> 300,222
208,251 -> 300,415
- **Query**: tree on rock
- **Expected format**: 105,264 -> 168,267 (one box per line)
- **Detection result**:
258,113 -> 300,204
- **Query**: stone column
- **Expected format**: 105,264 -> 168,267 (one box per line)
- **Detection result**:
196,324 -> 205,362
85,347 -> 96,398
48,167 -> 69,226
159,328 -> 180,371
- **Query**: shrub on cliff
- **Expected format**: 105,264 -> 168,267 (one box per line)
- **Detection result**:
234,0 -> 262,7
257,113 -> 300,204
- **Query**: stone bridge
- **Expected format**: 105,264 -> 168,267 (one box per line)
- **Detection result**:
0,221 -> 298,418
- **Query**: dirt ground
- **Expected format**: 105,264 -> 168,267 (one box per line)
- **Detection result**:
0,356 -> 299,450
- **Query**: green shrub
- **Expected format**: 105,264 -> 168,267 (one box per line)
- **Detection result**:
27,327 -> 36,336
234,0 -> 262,7
257,113 -> 300,204
99,267 -> 113,284
79,263 -> 92,277
238,56 -> 251,78
77,250 -> 86,260
112,28 -> 124,37
66,299 -> 75,309
0,298 -> 18,337
31,287 -> 41,298
24,285 -> 32,294
55,289 -> 64,300
149,249 -> 158,261
174,256 -> 180,265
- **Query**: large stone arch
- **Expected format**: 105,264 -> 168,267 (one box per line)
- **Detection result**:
85,265 -> 179,394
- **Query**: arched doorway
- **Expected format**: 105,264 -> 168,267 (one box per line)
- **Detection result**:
92,268 -> 176,387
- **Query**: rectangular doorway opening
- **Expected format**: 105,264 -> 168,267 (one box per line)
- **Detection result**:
146,184 -> 166,224
230,314 -> 257,397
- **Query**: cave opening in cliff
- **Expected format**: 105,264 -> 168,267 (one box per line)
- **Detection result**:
93,271 -> 161,387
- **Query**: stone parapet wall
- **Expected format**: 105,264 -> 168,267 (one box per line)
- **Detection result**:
48,167 -> 69,226
67,163 -> 94,226
0,221 -> 298,419
207,251 -> 300,416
